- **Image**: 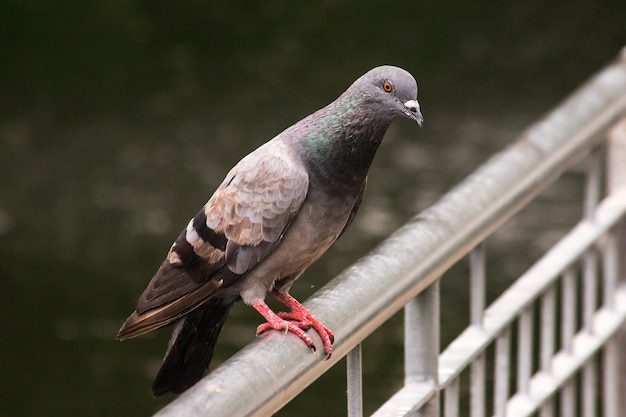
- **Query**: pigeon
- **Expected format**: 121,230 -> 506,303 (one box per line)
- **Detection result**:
117,65 -> 423,396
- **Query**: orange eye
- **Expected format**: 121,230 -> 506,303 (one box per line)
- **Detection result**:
382,81 -> 393,92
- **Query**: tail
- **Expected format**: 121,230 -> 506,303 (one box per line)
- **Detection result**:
151,299 -> 235,396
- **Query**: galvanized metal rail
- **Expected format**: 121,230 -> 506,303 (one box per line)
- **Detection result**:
154,48 -> 626,417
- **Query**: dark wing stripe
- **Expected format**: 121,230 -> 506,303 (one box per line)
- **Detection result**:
171,232 -> 204,266
192,210 -> 228,251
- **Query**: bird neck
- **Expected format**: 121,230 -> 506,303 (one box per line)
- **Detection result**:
297,94 -> 392,191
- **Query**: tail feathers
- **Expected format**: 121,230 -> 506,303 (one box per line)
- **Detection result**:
116,309 -> 172,341
116,278 -> 225,341
151,299 -> 235,396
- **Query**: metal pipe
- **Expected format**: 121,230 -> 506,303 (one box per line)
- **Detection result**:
582,361 -> 597,417
603,337 -> 619,417
561,267 -> 577,353
470,353 -> 486,417
540,286 -> 555,374
516,308 -> 533,394
494,329 -> 511,417
404,283 -> 440,385
606,117 -> 626,417
444,377 -> 459,417
584,149 -> 602,220
347,344 -> 363,417
583,249 -> 598,334
560,379 -> 576,417
470,244 -> 486,329
600,225 -> 619,417
154,52 -> 626,417
370,382 -> 436,417
538,399 -> 554,417
404,283 -> 440,417
603,230 -> 618,309
469,244 -> 487,417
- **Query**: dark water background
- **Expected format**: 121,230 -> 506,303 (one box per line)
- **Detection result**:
1,1 -> 625,416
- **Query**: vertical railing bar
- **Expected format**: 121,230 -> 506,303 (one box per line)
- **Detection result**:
560,378 -> 576,417
607,117 -> 626,417
470,243 -> 486,329
583,147 -> 601,336
404,282 -> 440,417
347,344 -> 363,417
559,266 -> 577,417
516,308 -> 533,394
582,249 -> 598,333
470,243 -> 486,417
584,147 -> 602,220
539,398 -> 554,417
603,337 -> 619,417
404,283 -> 439,383
601,226 -> 620,417
404,296 -> 420,384
444,377 -> 460,417
470,352 -> 486,417
494,329 -> 510,417
581,137 -> 602,417
540,286 -> 556,373
582,360 -> 597,417
561,267 -> 577,353
602,229 -> 618,309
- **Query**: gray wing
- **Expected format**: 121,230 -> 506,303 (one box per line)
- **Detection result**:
117,142 -> 309,339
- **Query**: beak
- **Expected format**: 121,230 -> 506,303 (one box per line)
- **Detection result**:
403,99 -> 423,127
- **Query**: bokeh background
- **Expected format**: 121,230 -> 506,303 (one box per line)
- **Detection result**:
1,1 -> 625,416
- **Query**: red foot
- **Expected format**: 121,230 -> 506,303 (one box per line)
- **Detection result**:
252,291 -> 334,358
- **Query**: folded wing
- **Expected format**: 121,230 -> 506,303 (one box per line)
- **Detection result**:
117,144 -> 309,339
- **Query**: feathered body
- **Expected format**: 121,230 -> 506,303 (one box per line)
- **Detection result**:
117,65 -> 423,395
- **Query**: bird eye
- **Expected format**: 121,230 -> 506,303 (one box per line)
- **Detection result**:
382,81 -> 393,93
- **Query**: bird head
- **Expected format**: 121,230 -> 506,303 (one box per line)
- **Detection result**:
350,65 -> 424,127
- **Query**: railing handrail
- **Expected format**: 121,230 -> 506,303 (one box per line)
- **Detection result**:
154,50 -> 626,417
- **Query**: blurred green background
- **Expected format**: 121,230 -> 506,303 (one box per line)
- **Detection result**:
1,1 -> 625,416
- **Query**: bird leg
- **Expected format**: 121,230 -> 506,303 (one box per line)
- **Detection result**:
253,290 -> 334,358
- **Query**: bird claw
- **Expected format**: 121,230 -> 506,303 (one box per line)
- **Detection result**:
259,317 -> 333,357
256,319 -> 316,352
273,311 -> 334,355
252,294 -> 334,357
275,312 -> 311,329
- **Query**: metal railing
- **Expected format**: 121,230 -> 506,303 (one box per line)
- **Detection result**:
154,48 -> 626,417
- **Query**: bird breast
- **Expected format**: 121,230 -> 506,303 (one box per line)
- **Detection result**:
232,185 -> 358,305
